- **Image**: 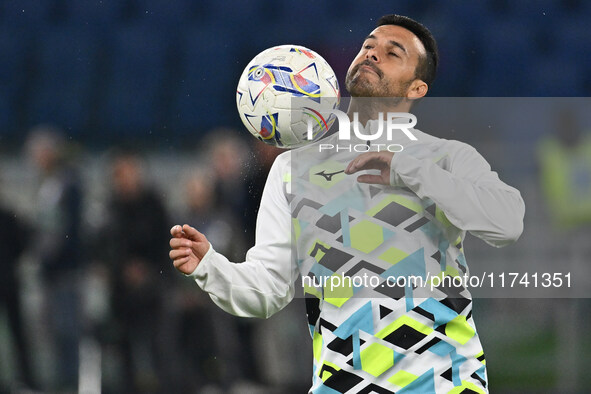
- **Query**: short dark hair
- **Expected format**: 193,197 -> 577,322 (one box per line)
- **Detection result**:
376,14 -> 438,87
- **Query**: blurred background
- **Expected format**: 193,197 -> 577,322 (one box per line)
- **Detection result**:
0,0 -> 590,393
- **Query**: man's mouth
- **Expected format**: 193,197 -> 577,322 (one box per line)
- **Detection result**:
357,63 -> 381,78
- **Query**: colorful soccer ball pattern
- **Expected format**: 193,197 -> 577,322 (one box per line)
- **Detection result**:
236,45 -> 340,148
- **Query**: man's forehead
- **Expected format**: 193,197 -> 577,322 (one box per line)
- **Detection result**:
367,25 -> 426,57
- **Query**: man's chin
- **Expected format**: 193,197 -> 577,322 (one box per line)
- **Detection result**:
346,80 -> 379,97
350,88 -> 386,98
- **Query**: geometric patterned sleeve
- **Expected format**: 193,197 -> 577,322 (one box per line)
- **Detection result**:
390,141 -> 525,247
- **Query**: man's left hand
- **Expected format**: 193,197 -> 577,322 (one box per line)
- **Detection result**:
345,151 -> 395,185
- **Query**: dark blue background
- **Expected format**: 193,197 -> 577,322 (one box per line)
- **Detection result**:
0,0 -> 589,146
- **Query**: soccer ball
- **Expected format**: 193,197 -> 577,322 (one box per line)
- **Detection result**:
236,45 -> 340,149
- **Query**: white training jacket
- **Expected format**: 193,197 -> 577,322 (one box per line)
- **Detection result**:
188,124 -> 525,393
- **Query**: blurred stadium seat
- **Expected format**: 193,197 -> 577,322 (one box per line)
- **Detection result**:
419,14 -> 472,96
132,0 -> 194,26
472,18 -> 538,95
0,27 -> 29,133
497,0 -> 563,18
1,0 -> 56,26
27,27 -> 99,132
170,23 -> 241,135
528,57 -> 584,96
99,23 -> 170,136
65,0 -> 124,26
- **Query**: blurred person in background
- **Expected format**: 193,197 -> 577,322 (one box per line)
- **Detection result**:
170,169 -> 249,392
202,134 -> 270,387
206,130 -> 250,222
538,108 -> 591,229
0,190 -> 36,390
537,107 -> 591,389
199,138 -> 309,392
208,135 -> 296,389
98,149 -> 171,393
25,125 -> 83,392
184,169 -> 246,262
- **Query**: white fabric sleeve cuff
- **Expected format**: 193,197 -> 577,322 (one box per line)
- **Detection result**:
185,243 -> 214,279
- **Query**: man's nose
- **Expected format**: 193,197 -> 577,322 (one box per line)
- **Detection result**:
365,48 -> 379,62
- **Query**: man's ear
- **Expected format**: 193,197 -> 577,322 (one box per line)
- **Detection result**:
406,79 -> 428,100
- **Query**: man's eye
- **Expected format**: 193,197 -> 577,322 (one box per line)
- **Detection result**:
364,45 -> 373,49
389,52 -> 399,57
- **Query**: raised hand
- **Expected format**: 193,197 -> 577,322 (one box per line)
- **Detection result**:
169,224 -> 211,275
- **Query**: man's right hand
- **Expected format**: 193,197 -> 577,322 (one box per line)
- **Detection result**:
169,224 -> 210,275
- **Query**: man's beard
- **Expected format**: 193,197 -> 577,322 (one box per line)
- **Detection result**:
345,60 -> 411,101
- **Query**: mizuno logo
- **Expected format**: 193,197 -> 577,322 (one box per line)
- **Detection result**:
315,170 -> 345,181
